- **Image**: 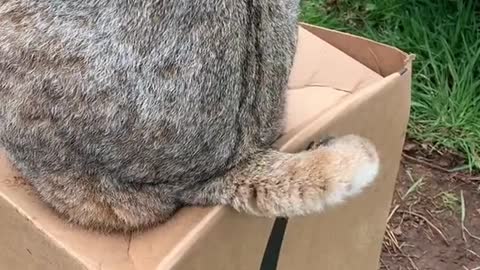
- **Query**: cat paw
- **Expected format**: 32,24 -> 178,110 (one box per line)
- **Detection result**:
321,135 -> 380,206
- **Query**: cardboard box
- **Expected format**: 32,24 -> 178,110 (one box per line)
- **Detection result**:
0,23 -> 412,270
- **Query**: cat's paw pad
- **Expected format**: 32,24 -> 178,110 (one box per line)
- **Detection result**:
324,135 -> 379,205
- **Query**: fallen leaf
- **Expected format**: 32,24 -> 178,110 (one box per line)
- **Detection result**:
393,226 -> 403,236
403,142 -> 417,151
437,157 -> 452,168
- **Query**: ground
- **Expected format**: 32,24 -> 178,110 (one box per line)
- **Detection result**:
380,140 -> 480,270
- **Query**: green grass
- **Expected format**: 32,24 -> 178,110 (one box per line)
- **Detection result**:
300,0 -> 480,170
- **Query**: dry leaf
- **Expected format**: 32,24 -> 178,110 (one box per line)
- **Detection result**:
403,142 -> 416,152
393,226 -> 403,236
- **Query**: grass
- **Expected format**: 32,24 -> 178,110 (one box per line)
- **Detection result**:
300,0 -> 480,170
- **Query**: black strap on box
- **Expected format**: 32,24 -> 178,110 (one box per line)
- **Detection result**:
259,217 -> 289,270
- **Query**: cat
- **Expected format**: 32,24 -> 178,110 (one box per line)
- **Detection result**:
0,0 -> 379,232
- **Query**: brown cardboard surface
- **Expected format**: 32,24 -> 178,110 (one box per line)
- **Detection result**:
0,186 -> 85,270
277,71 -> 411,270
284,27 -> 382,135
0,24 -> 412,270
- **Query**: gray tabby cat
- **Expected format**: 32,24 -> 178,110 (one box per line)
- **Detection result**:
0,0 -> 379,232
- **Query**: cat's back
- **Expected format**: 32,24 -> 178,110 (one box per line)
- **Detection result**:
0,0 -> 297,185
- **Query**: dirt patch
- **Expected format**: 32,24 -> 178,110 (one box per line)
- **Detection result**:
380,141 -> 480,270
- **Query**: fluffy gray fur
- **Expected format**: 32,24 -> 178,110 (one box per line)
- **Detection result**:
0,0 -> 379,232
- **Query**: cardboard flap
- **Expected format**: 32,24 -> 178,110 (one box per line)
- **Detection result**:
287,27 -> 382,92
284,26 -> 383,133
299,23 -> 412,77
